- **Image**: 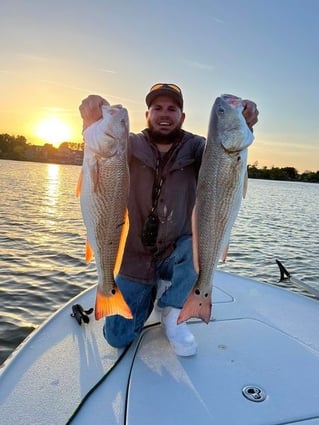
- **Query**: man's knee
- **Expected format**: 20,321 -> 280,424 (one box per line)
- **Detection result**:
103,316 -> 135,348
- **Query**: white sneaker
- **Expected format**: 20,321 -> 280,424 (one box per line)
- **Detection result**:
161,307 -> 197,357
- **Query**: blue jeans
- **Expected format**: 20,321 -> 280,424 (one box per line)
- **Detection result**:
103,236 -> 197,348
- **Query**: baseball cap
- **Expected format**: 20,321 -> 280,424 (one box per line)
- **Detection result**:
145,83 -> 184,110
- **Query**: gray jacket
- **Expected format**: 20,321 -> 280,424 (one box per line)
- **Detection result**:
119,129 -> 205,283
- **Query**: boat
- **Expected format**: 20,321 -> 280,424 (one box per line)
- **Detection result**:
1,267 -> 319,425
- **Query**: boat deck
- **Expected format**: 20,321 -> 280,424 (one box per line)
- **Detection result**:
1,271 -> 319,424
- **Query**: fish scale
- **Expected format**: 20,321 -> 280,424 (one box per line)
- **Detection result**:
197,146 -> 243,285
90,162 -> 125,281
178,95 -> 254,324
78,105 -> 132,321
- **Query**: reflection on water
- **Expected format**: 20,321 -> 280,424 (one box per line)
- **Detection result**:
0,159 -> 318,365
38,164 -> 62,230
220,179 -> 319,288
0,160 -> 96,365
45,163 -> 60,208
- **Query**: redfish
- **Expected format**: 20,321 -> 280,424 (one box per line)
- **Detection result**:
77,105 -> 132,321
178,95 -> 254,324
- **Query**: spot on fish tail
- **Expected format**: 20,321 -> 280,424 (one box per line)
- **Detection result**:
178,287 -> 212,324
94,287 -> 133,320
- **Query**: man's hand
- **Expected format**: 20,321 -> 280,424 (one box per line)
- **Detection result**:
79,95 -> 109,131
242,99 -> 259,129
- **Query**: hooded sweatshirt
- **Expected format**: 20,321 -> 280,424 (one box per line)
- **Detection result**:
119,129 -> 205,283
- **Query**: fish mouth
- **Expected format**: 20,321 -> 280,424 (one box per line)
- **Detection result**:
220,94 -> 242,107
85,130 -> 118,158
222,145 -> 245,154
222,129 -> 254,154
103,132 -> 116,140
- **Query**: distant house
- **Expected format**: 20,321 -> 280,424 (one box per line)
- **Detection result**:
24,145 -> 46,161
54,146 -> 72,163
54,146 -> 83,165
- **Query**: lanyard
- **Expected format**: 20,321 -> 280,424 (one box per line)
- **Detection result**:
151,161 -> 164,213
150,143 -> 181,214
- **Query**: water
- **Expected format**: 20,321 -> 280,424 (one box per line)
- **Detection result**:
0,160 -> 318,365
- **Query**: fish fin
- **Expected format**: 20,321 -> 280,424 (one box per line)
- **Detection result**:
89,158 -> 99,193
76,169 -> 83,197
178,287 -> 212,324
191,206 -> 200,273
85,239 -> 94,263
94,287 -> 133,320
220,243 -> 229,263
243,169 -> 248,199
113,209 -> 129,276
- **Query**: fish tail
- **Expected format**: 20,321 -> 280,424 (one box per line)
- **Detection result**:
94,287 -> 133,321
177,288 -> 212,324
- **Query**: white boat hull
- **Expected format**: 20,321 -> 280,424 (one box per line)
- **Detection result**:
1,271 -> 319,424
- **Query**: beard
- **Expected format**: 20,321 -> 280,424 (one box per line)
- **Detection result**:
147,123 -> 184,145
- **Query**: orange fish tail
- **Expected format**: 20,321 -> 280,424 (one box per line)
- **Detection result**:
178,288 -> 212,324
94,287 -> 133,321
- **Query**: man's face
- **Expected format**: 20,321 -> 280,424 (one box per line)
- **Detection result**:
146,95 -> 185,136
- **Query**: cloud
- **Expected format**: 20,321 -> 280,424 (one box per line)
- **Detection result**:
40,79 -> 90,93
212,16 -> 224,24
98,68 -> 116,74
19,52 -> 51,63
183,60 -> 215,72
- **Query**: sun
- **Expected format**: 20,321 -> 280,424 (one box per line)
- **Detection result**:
35,117 -> 73,147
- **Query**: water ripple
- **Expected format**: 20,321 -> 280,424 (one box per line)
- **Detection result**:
0,160 -> 318,365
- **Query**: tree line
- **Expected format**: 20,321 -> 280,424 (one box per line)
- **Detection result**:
0,133 -> 318,182
0,133 -> 83,164
248,163 -> 319,183
0,133 -> 29,159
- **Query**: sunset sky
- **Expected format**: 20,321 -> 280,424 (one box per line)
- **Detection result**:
1,0 -> 318,172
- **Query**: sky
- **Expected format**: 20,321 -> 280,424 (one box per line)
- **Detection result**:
1,0 -> 318,172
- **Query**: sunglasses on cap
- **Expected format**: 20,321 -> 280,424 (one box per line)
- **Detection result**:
146,83 -> 183,109
149,83 -> 182,94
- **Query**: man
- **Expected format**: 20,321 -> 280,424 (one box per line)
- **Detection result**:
79,83 -> 258,356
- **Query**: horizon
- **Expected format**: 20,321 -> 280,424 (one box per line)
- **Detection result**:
1,133 -> 318,174
1,0 -> 318,173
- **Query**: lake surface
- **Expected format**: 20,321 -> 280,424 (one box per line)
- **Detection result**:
0,159 -> 318,365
